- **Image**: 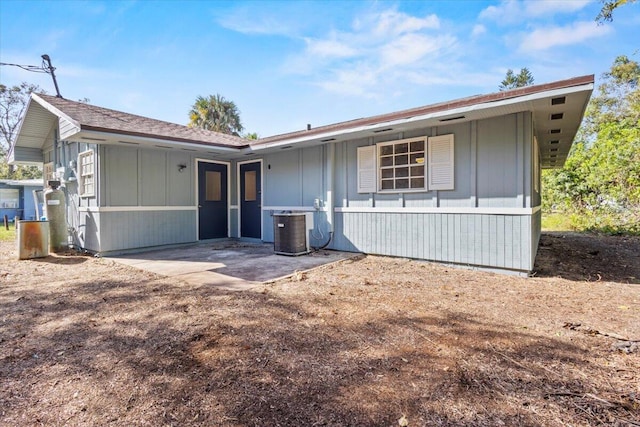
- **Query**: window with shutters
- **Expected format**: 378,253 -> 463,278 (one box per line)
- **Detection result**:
356,134 -> 454,194
78,150 -> 95,197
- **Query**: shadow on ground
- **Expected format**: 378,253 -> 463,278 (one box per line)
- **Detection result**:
1,271 -> 636,426
533,231 -> 640,284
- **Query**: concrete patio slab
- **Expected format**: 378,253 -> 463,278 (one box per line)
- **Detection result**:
107,241 -> 358,290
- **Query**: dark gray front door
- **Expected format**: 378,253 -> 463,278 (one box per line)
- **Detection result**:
198,161 -> 228,239
240,162 -> 261,239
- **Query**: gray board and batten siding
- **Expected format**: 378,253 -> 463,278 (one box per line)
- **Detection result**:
57,142 -> 233,252
260,111 -> 541,273
55,111 -> 540,272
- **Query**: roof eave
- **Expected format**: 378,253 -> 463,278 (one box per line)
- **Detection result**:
251,79 -> 595,152
76,128 -> 248,153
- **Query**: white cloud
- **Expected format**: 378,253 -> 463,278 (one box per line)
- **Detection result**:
520,21 -> 611,51
480,0 -> 592,24
216,6 -> 301,36
479,0 -> 522,22
524,0 -> 591,16
317,64 -> 379,97
283,7 -> 462,97
472,24 -> 487,37
371,9 -> 440,36
304,37 -> 357,59
379,33 -> 455,68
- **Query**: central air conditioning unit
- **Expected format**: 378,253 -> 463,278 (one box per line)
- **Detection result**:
273,212 -> 314,256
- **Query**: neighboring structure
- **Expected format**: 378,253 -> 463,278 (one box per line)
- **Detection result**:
0,179 -> 43,221
9,75 -> 594,274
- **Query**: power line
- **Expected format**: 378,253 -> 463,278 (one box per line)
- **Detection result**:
0,62 -> 49,73
0,54 -> 63,98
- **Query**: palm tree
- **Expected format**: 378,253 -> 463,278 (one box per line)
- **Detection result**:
188,94 -> 243,136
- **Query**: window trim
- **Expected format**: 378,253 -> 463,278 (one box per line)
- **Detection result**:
78,149 -> 95,198
377,136 -> 427,193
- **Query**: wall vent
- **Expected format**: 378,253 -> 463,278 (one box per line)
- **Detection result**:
439,115 -> 465,122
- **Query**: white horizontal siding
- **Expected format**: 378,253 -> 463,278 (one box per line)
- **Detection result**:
10,147 -> 43,163
59,117 -> 80,140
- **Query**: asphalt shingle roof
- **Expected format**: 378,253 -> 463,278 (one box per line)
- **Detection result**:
37,94 -> 249,148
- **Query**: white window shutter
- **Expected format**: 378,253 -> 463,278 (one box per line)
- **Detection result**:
428,134 -> 454,190
357,145 -> 377,193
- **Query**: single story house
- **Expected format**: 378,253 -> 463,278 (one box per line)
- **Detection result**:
0,178 -> 43,221
9,75 -> 594,274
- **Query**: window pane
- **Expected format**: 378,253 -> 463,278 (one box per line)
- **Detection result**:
206,171 -> 222,201
396,179 -> 409,189
410,166 -> 424,177
380,145 -> 393,156
381,180 -> 394,190
411,178 -> 425,189
244,170 -> 257,201
394,154 -> 408,165
394,143 -> 408,154
395,167 -> 409,178
410,140 -> 424,152
380,156 -> 393,167
410,154 -> 425,164
381,169 -> 394,179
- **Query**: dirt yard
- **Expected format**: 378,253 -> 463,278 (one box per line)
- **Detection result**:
1,232 -> 639,426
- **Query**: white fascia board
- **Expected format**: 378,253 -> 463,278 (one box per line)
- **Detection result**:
76,129 -> 242,153
31,93 -> 81,132
250,82 -> 594,151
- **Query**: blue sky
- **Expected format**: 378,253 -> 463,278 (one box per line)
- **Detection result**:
1,0 -> 639,137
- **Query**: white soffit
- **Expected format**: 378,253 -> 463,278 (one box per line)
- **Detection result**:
14,101 -> 57,149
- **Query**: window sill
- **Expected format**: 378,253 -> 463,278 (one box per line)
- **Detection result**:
376,189 -> 429,194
